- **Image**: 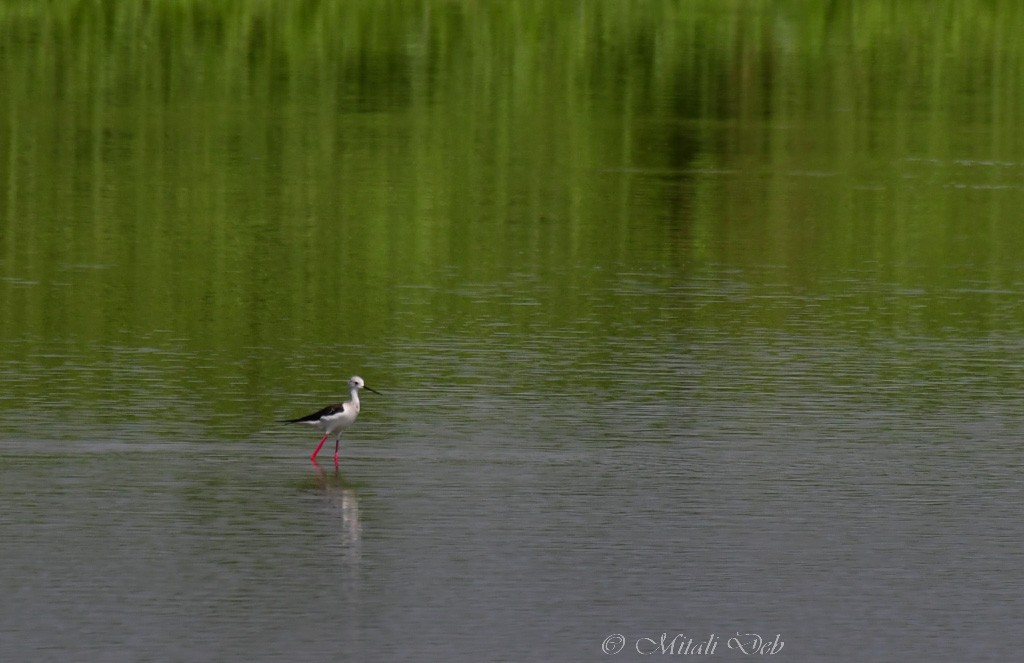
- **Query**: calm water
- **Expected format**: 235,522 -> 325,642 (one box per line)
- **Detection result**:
3,3 -> 1024,661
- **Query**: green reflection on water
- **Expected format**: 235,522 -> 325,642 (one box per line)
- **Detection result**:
2,1 -> 1024,411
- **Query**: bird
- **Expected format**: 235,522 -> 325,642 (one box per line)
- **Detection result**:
283,376 -> 382,465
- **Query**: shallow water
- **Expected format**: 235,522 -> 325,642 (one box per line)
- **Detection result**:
5,317 -> 1024,661
4,3 -> 1024,661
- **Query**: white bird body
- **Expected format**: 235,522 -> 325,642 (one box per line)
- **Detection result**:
284,376 -> 381,465
291,399 -> 359,435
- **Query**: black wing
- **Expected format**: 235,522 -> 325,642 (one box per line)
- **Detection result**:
282,403 -> 345,424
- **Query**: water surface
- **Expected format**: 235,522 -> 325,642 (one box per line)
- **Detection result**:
3,3 -> 1024,661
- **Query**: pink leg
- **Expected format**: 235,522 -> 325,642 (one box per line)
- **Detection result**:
333,438 -> 340,466
310,433 -> 329,462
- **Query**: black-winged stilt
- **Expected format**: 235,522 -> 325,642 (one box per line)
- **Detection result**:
283,376 -> 382,465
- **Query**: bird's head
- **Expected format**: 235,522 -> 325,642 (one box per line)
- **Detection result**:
350,375 -> 382,395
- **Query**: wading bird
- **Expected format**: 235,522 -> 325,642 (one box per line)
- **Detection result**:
283,376 -> 382,465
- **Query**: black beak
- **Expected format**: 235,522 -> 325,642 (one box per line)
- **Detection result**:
365,386 -> 383,396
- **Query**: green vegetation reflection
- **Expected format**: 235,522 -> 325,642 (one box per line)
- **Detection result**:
2,1 -> 1024,408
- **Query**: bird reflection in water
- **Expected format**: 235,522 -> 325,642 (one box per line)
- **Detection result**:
312,459 -> 362,549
